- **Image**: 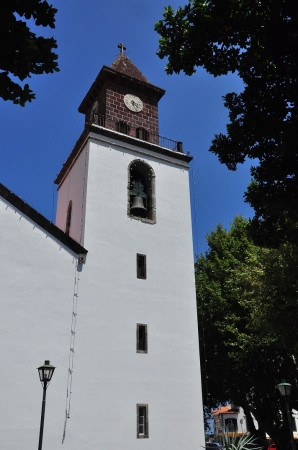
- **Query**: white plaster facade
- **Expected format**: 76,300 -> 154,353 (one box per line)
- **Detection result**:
56,145 -> 88,244
0,56 -> 204,450
55,131 -> 205,450
0,195 -> 82,449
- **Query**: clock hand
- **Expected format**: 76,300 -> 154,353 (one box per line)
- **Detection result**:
131,100 -> 139,110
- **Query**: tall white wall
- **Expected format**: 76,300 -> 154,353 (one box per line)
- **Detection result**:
57,134 -> 205,450
0,197 -> 80,450
56,145 -> 89,244
1,133 -> 204,450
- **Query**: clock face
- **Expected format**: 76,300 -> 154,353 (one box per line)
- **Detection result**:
124,94 -> 143,112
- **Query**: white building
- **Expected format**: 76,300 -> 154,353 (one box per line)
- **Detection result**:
213,404 -> 298,442
0,52 -> 204,450
213,405 -> 254,437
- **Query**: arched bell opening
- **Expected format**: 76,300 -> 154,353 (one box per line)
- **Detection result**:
128,160 -> 156,223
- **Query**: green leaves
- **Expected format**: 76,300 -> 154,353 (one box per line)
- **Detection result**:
0,0 -> 59,106
156,0 -> 298,246
223,433 -> 262,450
196,216 -> 298,448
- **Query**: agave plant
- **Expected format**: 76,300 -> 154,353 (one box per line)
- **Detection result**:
223,433 -> 262,450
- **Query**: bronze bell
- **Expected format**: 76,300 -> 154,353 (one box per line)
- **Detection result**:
131,195 -> 147,214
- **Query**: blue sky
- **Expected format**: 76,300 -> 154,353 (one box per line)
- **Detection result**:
0,0 -> 253,255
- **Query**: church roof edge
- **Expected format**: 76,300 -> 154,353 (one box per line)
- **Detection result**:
0,183 -> 88,256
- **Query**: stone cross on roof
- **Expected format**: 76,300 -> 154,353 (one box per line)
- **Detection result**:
117,43 -> 126,54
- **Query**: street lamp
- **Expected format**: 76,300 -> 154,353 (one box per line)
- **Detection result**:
37,360 -> 55,450
277,380 -> 296,450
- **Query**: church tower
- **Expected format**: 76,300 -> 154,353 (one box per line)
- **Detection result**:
54,48 -> 204,449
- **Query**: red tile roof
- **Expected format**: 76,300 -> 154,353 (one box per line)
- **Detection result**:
110,54 -> 150,84
213,405 -> 238,415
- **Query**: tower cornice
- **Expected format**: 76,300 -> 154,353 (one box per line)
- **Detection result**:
54,124 -> 192,187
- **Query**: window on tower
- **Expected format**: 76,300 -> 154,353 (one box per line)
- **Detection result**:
128,159 -> 156,223
65,200 -> 72,235
137,324 -> 148,353
136,254 -> 146,279
116,120 -> 130,135
136,127 -> 149,142
137,404 -> 148,438
90,99 -> 105,126
90,100 -> 98,124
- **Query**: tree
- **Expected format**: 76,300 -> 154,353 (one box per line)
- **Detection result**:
155,1 -> 298,247
196,216 -> 298,450
253,242 -> 298,359
0,0 -> 59,106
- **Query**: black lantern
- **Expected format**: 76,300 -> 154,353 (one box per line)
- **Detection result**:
37,360 -> 55,389
37,360 -> 55,450
277,380 -> 292,397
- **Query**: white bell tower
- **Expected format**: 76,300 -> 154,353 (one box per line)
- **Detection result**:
55,49 -> 204,450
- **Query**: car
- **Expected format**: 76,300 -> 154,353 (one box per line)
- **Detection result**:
205,442 -> 223,450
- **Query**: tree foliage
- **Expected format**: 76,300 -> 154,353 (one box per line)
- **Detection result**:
0,0 -> 59,106
196,217 -> 298,450
155,1 -> 298,247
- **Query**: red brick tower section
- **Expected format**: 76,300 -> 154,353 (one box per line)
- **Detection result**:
78,54 -> 165,145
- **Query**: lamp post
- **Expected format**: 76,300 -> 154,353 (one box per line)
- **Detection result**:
277,380 -> 296,450
37,360 -> 55,450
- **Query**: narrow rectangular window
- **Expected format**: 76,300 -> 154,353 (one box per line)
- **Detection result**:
137,254 -> 146,279
137,324 -> 147,353
137,404 -> 148,438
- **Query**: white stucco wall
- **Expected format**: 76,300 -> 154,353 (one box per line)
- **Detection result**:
0,197 -> 81,449
1,132 -> 204,450
55,133 -> 205,450
56,145 -> 89,244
